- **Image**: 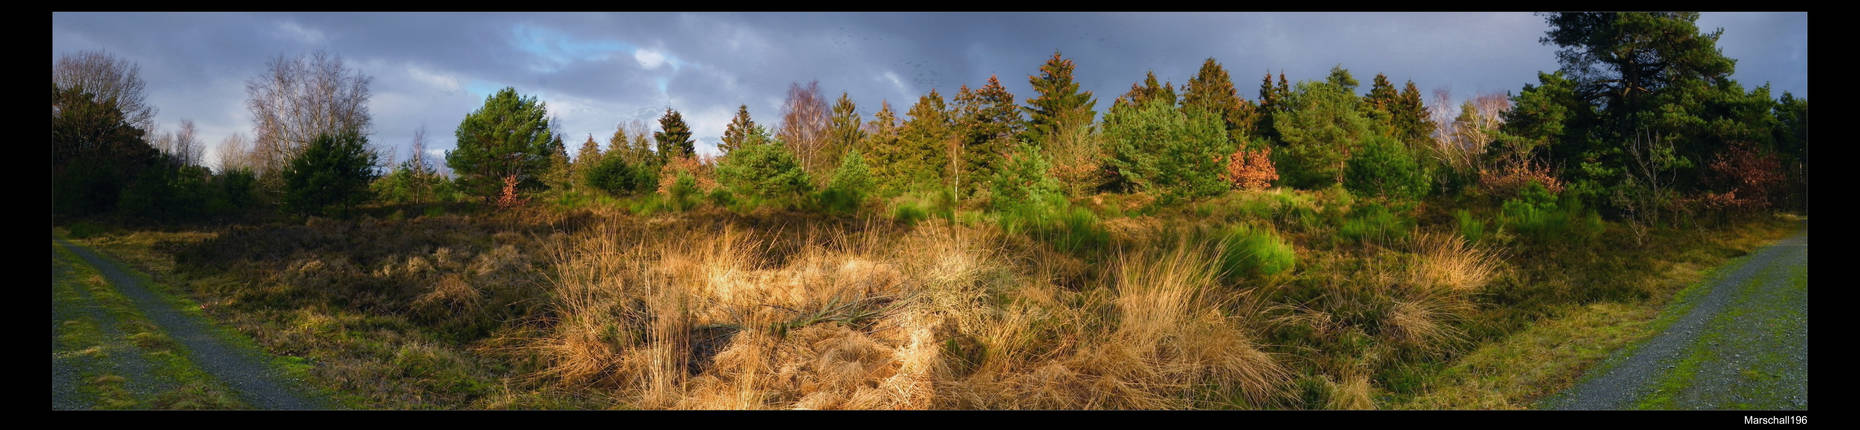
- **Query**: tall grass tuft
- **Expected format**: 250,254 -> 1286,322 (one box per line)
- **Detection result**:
1215,224 -> 1297,281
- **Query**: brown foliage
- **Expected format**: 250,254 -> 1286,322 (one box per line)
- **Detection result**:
1700,141 -> 1785,211
1222,146 -> 1279,191
1476,158 -> 1563,198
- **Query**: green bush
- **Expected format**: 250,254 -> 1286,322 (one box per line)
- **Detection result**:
815,149 -> 875,214
1344,134 -> 1432,200
1216,224 -> 1297,280
667,172 -> 701,212
282,132 -> 378,217
1102,98 -> 1233,201
1455,209 -> 1487,243
890,200 -> 931,225
716,139 -> 812,202
584,155 -> 655,197
1499,183 -> 1603,245
1338,202 -> 1411,244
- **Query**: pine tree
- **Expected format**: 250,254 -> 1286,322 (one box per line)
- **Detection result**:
1393,81 -> 1436,150
576,135 -> 603,170
447,87 -> 555,202
1114,71 -> 1177,111
720,104 -> 757,155
655,108 -> 695,160
898,89 -> 954,186
863,100 -> 907,189
1362,73 -> 1401,137
1182,57 -> 1256,142
1022,51 -> 1097,148
828,92 -> 864,167
954,75 -> 1023,196
542,134 -> 572,191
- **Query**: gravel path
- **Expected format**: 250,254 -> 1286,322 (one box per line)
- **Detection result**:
53,238 -> 328,410
1541,223 -> 1808,410
52,243 -> 170,410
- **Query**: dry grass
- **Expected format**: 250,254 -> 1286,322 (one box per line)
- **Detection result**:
513,216 -> 1288,409
1408,232 -> 1503,293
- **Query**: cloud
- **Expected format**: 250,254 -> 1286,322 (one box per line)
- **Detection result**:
634,48 -> 667,70
276,20 -> 326,45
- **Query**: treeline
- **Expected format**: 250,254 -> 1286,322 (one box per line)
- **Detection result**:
52,12 -> 1806,228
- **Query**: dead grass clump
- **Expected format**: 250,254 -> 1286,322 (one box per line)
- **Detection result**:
1408,232 -> 1503,293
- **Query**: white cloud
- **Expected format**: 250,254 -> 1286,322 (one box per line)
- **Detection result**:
276,20 -> 326,45
634,49 -> 667,70
407,65 -> 462,93
882,70 -> 910,98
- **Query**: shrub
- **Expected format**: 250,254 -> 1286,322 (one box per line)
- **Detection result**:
1338,202 -> 1411,244
1102,98 -> 1233,200
584,155 -> 654,197
1215,224 -> 1296,280
1223,144 -> 1280,191
1454,209 -> 1487,243
815,148 -> 875,214
282,132 -> 378,217
988,142 -> 1065,211
1344,134 -> 1431,200
716,140 -> 812,202
1499,182 -> 1603,245
890,200 -> 930,225
667,172 -> 701,212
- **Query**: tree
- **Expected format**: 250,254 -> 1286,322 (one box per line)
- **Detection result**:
53,83 -> 159,218
53,50 -> 156,133
953,75 -> 1023,196
862,100 -> 908,190
574,134 -> 604,173
828,92 -> 864,170
777,81 -> 832,174
245,50 -> 373,177
448,87 -> 554,202
720,104 -> 758,155
1392,81 -> 1436,151
169,119 -> 204,168
542,134 -> 572,192
897,89 -> 955,186
1023,51 -> 1097,148
282,132 -> 378,216
1182,57 -> 1255,142
1362,73 -> 1400,135
1325,65 -> 1359,93
609,119 -> 656,166
654,108 -> 695,160
218,132 -> 257,173
1345,134 -> 1431,200
1255,71 -> 1292,145
1112,71 -> 1176,112
716,133 -> 811,201
1102,98 -> 1232,200
1273,79 -> 1373,188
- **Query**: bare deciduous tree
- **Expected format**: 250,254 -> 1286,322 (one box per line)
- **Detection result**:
778,81 -> 832,173
218,132 -> 255,172
245,50 -> 374,176
1427,88 -> 1511,172
171,119 -> 203,167
53,50 -> 157,133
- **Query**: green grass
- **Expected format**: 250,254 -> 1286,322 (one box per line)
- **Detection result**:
1215,224 -> 1296,280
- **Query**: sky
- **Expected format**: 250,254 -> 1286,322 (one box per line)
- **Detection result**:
50,12 -> 1809,171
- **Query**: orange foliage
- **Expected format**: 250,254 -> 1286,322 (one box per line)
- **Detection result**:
1222,146 -> 1278,190
1477,158 -> 1563,198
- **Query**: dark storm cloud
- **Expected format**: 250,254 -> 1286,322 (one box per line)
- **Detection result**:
52,12 -> 1807,167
